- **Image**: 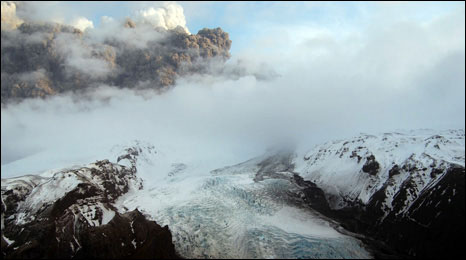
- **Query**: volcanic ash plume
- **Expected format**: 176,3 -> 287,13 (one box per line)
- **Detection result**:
0,2 -> 231,103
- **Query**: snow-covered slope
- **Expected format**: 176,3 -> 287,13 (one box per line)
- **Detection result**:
2,160 -> 138,226
1,144 -> 178,258
294,129 -> 464,211
293,129 -> 465,258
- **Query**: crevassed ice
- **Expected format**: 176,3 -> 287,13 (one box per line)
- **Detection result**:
116,163 -> 372,259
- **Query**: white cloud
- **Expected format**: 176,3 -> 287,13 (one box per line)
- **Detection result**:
101,16 -> 115,25
71,16 -> 94,32
136,2 -> 190,33
54,33 -> 113,79
1,1 -> 24,30
10,1 -> 94,32
85,17 -> 166,49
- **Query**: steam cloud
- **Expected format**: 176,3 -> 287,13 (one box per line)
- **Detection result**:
1,1 -> 23,30
136,2 -> 190,34
70,17 -> 94,32
1,2 -> 187,33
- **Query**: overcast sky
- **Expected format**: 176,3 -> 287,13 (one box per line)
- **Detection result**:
1,1 -> 465,175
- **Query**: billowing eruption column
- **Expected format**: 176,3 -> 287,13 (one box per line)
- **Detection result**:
1,2 -> 231,103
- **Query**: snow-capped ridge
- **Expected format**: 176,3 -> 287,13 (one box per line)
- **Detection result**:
1,144 -> 178,259
294,129 -> 464,210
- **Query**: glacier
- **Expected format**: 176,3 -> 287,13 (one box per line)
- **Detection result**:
112,144 -> 372,259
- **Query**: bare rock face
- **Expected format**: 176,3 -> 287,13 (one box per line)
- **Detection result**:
361,155 -> 380,176
367,166 -> 465,258
1,20 -> 232,103
1,146 -> 179,259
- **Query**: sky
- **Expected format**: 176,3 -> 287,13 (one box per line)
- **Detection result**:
5,1 -> 464,54
1,1 -> 465,175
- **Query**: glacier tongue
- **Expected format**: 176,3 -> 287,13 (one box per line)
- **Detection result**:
115,148 -> 371,259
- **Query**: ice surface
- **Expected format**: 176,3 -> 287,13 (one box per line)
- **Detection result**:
114,147 -> 372,259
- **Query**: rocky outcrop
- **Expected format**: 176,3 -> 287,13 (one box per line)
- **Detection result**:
309,164 -> 465,259
293,129 -> 466,258
361,155 -> 380,176
1,146 -> 179,259
367,166 -> 465,258
2,207 -> 179,259
1,20 -> 231,103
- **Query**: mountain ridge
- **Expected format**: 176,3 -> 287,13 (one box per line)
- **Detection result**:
1,129 -> 464,258
292,129 -> 465,258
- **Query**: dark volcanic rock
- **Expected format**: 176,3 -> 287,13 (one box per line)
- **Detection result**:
388,164 -> 400,178
74,209 -> 179,259
1,146 -> 179,259
318,165 -> 465,259
245,137 -> 465,259
3,208 -> 179,259
362,154 -> 380,176
373,166 -> 465,258
293,130 -> 466,258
